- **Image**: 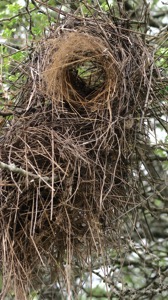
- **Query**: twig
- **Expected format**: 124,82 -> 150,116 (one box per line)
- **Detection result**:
0,110 -> 13,117
0,161 -> 58,185
0,8 -> 36,22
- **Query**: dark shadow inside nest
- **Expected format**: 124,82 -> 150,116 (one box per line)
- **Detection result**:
66,59 -> 106,101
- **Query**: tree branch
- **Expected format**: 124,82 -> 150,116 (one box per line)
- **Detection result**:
0,161 -> 57,189
0,110 -> 13,117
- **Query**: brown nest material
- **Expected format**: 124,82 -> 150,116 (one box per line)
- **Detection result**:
0,15 -> 160,299
42,31 -> 120,112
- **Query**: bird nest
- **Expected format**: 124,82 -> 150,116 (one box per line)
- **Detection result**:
42,31 -> 120,112
0,15 -> 161,299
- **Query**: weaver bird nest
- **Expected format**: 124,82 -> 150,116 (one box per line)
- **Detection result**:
0,14 -> 163,299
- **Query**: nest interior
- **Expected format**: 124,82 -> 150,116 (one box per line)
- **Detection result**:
0,16 -> 157,298
42,31 -> 120,112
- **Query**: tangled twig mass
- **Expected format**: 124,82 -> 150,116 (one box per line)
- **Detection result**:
0,13 -> 165,299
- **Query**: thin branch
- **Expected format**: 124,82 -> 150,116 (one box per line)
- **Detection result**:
153,10 -> 168,18
0,161 -> 58,187
0,8 -> 36,23
0,110 -> 14,117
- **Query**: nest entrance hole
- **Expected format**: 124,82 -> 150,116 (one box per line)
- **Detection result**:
67,59 -> 106,100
